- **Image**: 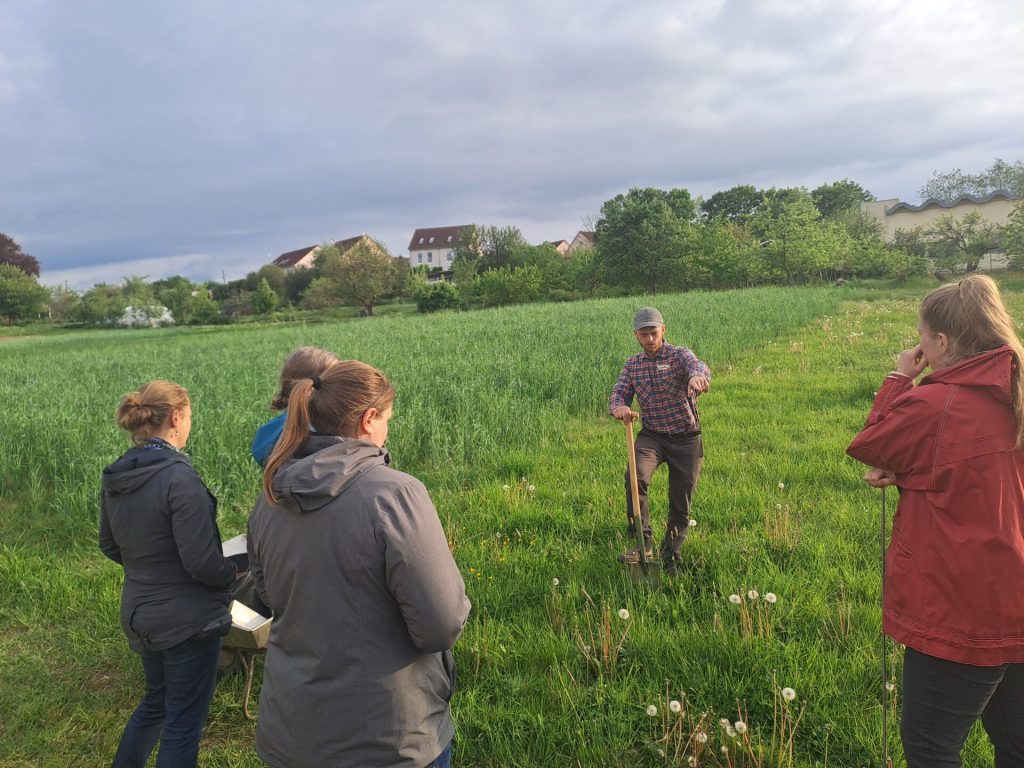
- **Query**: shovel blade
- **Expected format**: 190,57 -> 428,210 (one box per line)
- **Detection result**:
628,560 -> 662,587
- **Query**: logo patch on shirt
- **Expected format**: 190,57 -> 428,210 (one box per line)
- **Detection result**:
656,364 -> 671,371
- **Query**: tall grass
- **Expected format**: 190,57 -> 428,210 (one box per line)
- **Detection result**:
0,285 -> 1003,766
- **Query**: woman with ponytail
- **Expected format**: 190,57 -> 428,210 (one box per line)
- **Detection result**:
100,380 -> 237,767
847,275 -> 1024,766
247,360 -> 471,768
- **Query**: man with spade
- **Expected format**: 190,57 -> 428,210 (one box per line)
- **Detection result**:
610,307 -> 710,575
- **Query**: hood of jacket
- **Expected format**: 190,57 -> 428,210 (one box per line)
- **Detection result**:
270,434 -> 390,514
921,344 -> 1015,405
102,448 -> 191,496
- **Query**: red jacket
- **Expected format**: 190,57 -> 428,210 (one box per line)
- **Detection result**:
847,346 -> 1024,665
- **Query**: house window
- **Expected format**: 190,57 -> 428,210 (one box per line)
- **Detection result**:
428,252 -> 433,263
447,235 -> 453,242
429,236 -> 435,243
446,252 -> 453,261
418,237 -> 424,244
418,254 -> 423,264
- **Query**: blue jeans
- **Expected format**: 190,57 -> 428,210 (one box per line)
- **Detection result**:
901,647 -> 1024,768
111,637 -> 222,768
426,741 -> 453,768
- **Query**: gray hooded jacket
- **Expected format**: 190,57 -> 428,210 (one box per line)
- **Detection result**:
248,435 -> 471,768
100,447 -> 235,652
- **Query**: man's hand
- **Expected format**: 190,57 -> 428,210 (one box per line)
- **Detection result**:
863,467 -> 897,488
687,376 -> 710,398
612,406 -> 639,422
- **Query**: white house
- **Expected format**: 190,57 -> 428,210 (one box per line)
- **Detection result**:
406,225 -> 471,270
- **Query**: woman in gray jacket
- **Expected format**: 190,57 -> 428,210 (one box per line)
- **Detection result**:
248,360 -> 471,768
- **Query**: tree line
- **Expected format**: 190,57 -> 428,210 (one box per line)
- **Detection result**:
2,160 -> 1023,325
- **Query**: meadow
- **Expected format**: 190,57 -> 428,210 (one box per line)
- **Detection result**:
0,283 -> 1008,767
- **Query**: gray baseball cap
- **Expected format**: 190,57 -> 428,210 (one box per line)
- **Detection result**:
633,307 -> 664,330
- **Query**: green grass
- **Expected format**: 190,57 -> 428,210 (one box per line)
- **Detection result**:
0,284 -> 1007,766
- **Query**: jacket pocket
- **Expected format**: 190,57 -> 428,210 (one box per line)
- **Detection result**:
441,648 -> 457,702
887,538 -> 913,576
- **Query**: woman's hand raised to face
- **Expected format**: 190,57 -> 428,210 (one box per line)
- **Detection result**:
896,344 -> 928,379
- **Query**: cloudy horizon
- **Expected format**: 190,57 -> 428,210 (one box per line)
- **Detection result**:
3,1 -> 1022,290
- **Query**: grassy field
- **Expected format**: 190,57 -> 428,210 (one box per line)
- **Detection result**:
0,283 -> 1010,767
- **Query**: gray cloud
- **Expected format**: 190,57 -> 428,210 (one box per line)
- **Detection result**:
1,0 -> 1021,288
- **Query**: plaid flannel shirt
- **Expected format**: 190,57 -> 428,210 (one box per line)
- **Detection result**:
609,342 -> 710,434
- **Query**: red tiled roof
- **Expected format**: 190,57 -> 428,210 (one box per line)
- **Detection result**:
408,225 -> 472,251
273,246 -> 318,268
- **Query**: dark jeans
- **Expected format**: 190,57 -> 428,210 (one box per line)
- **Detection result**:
111,636 -> 223,768
901,647 -> 1024,768
624,430 -> 702,559
426,741 -> 453,768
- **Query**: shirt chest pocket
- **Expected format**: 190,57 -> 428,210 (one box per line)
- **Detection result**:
637,363 -> 680,395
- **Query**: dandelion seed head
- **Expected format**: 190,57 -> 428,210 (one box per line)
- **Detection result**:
646,704 -> 658,717
656,748 -> 665,757
721,745 -> 729,754
885,682 -> 895,692
669,700 -> 682,713
528,484 -> 536,492
719,718 -> 730,728
696,732 -> 708,743
734,721 -> 747,734
764,592 -> 777,604
782,687 -> 796,702
775,503 -> 782,510
747,589 -> 759,600
552,578 -> 559,587
618,608 -> 630,620
726,725 -> 736,738
778,482 -> 785,490
688,757 -> 697,767
502,484 -> 510,491
729,594 -> 742,605
688,518 -> 697,527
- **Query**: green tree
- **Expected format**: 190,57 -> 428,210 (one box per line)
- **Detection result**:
300,277 -> 339,310
919,158 -> 1024,200
256,264 -> 287,301
474,265 -> 541,307
46,285 -> 81,321
690,220 -> 760,289
925,211 -> 1003,273
415,281 -> 461,313
77,283 -> 127,324
121,275 -> 156,307
284,266 -> 318,305
596,187 -> 696,294
250,278 -> 278,315
699,185 -> 764,224
1002,201 -> 1024,269
753,196 -> 837,284
318,241 -> 399,316
811,180 -> 874,218
0,264 -> 48,323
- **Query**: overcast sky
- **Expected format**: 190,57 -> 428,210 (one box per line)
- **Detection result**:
3,1 -> 1022,289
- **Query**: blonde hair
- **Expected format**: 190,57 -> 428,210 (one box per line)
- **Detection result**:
116,380 -> 190,446
263,360 -> 396,504
920,274 -> 1024,446
270,347 -> 340,410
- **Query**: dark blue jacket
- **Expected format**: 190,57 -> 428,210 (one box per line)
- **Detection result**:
100,446 -> 235,652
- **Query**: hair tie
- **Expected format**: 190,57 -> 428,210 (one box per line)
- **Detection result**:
312,376 -> 322,390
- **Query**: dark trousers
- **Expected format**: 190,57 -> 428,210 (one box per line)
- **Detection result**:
624,430 -> 702,558
901,647 -> 1024,768
111,636 -> 222,768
